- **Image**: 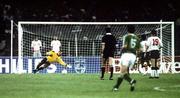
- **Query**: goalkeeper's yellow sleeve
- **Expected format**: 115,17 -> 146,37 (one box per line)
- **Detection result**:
57,57 -> 67,66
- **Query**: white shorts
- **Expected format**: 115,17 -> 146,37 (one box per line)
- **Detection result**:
33,50 -> 42,57
120,53 -> 136,68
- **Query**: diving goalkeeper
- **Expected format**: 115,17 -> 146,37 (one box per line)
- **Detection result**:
33,50 -> 71,73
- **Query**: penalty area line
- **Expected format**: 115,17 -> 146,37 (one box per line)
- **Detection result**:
153,85 -> 180,92
169,85 -> 180,88
153,87 -> 166,92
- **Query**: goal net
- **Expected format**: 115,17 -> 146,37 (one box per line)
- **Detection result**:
17,22 -> 174,74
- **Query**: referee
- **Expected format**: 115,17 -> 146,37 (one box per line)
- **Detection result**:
100,27 -> 116,80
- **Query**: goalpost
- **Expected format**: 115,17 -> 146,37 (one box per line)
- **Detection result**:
16,21 -> 174,74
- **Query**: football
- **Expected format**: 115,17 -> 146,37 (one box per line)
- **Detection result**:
61,69 -> 67,74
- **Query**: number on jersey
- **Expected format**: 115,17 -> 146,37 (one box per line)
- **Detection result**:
153,39 -> 159,46
130,39 -> 137,48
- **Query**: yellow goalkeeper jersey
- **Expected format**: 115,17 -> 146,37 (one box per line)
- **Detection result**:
46,50 -> 66,66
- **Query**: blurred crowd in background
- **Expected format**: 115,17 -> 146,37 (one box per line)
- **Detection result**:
0,0 -> 180,56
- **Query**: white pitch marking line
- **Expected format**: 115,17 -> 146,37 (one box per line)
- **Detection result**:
154,85 -> 180,92
169,85 -> 180,88
153,87 -> 166,92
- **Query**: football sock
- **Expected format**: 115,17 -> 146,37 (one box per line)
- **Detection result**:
101,67 -> 105,78
150,67 -> 156,78
124,73 -> 132,83
109,67 -> 113,79
36,64 -> 41,70
155,67 -> 159,77
36,58 -> 47,69
114,76 -> 123,89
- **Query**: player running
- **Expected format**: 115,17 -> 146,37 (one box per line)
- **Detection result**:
113,25 -> 140,91
33,50 -> 71,73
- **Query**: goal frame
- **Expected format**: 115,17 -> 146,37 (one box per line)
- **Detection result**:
16,21 -> 175,73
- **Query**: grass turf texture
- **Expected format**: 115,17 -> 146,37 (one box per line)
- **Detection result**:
0,73 -> 180,98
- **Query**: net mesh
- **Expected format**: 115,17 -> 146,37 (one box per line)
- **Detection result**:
161,24 -> 173,62
18,22 -> 174,73
21,24 -> 161,56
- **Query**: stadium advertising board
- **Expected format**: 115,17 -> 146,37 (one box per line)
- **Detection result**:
0,56 -> 100,74
0,57 -> 179,74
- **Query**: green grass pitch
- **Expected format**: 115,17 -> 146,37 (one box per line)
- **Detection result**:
0,73 -> 180,98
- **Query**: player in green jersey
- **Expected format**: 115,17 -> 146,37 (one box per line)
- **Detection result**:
113,25 -> 140,92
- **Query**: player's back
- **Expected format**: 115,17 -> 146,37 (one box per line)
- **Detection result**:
46,51 -> 59,62
102,34 -> 116,51
122,34 -> 140,54
147,36 -> 162,51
